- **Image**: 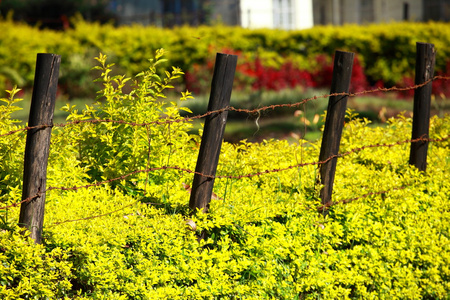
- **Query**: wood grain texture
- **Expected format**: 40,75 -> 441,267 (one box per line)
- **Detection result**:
317,51 -> 354,209
189,53 -> 237,213
19,53 -> 60,244
409,42 -> 436,172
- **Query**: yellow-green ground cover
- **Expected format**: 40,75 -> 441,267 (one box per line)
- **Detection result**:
0,51 -> 449,299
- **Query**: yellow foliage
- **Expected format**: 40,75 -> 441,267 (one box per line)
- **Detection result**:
0,51 -> 449,299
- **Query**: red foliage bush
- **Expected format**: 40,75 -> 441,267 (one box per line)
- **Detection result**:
433,61 -> 450,99
397,76 -> 416,99
249,59 -> 315,91
349,56 -> 370,93
310,54 -> 333,89
397,61 -> 450,100
185,48 -> 449,100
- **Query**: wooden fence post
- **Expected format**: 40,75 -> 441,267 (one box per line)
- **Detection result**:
317,50 -> 354,212
189,53 -> 237,213
409,42 -> 435,172
19,53 -> 61,244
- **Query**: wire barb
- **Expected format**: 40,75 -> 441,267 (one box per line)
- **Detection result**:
1,76 -> 449,223
1,76 -> 448,138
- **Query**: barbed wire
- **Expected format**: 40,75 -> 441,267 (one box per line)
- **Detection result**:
1,134 -> 447,212
1,76 -> 449,225
213,135 -> 449,179
1,75 -> 448,139
47,199 -> 163,227
316,186 -> 409,211
0,193 -> 41,211
47,184 -> 413,227
0,125 -> 47,138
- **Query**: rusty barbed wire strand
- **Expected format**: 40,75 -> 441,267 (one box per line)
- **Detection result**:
44,135 -> 449,186
0,167 -> 179,211
0,124 -> 50,138
1,135 -> 447,212
316,186 -> 409,211
231,75 -> 449,115
213,134 -> 449,179
48,183 -> 413,227
1,76 -> 449,138
48,199 -> 163,227
0,166 -> 204,211
55,75 -> 450,126
0,193 -> 41,210
1,77 -> 448,220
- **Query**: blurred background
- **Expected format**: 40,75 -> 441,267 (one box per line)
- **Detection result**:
1,0 -> 449,142
1,0 -> 449,30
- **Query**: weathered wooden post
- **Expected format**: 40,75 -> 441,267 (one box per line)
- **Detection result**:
317,50 -> 354,213
19,53 -> 61,244
409,42 -> 436,172
189,53 -> 237,213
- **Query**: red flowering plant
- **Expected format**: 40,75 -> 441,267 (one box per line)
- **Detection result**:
349,56 -> 370,93
433,60 -> 450,99
390,60 -> 450,100
249,59 -> 314,91
184,47 -> 257,94
186,48 -> 404,99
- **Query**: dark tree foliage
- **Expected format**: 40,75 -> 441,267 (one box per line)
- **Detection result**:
0,0 -> 116,30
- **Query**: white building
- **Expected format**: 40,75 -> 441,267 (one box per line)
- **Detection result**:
110,0 -> 313,29
234,0 -> 314,30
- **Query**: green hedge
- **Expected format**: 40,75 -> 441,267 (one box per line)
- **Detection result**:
1,50 -> 449,299
1,17 -> 449,96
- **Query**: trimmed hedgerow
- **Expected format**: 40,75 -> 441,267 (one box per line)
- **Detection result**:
0,17 -> 449,96
0,51 -> 449,299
